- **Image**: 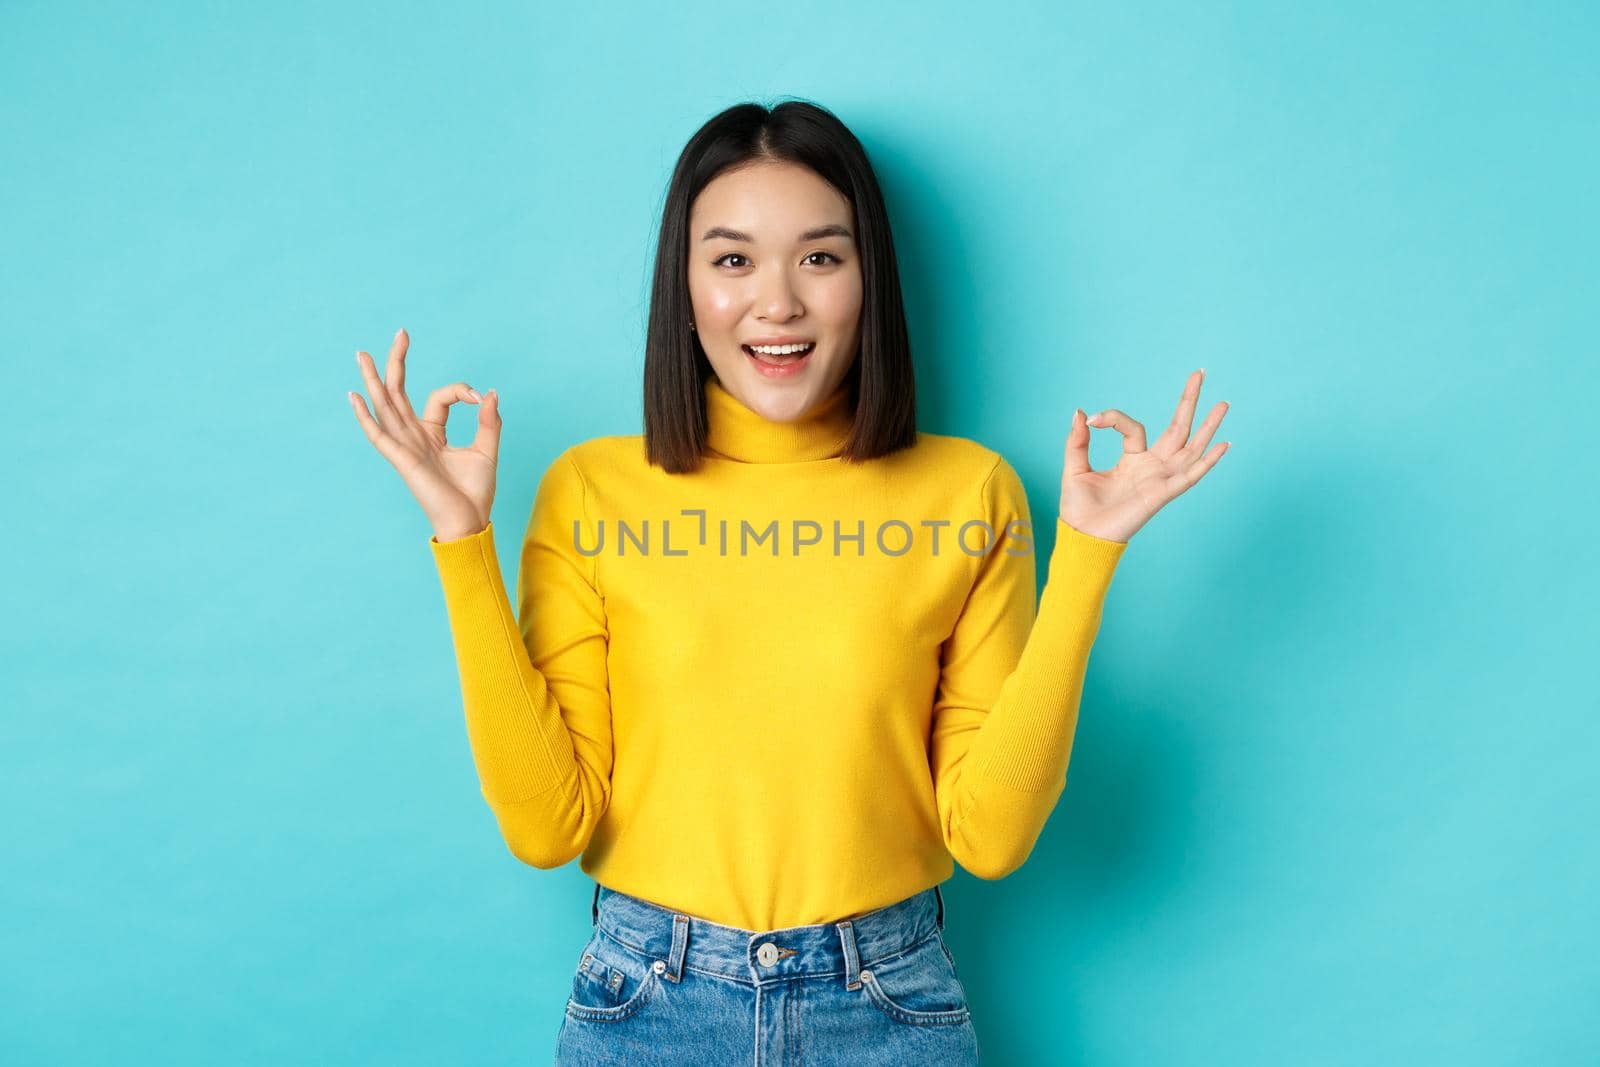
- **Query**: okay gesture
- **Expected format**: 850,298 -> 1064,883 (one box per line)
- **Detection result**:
1059,369 -> 1230,544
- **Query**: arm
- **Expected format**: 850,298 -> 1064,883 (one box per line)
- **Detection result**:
428,449 -> 612,869
930,456 -> 1127,879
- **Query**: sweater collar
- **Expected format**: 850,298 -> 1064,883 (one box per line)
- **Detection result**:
703,375 -> 854,463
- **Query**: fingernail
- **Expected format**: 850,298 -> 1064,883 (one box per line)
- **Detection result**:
1085,412 -> 1099,426
395,328 -> 405,342
355,351 -> 363,365
466,388 -> 481,402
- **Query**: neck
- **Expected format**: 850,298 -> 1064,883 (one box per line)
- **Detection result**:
703,375 -> 854,463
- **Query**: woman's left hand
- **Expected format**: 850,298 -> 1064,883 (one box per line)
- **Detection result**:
1058,368 -> 1230,543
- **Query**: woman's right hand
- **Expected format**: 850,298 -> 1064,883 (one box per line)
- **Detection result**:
348,328 -> 501,543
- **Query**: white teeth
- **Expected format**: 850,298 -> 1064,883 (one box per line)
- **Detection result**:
747,343 -> 814,355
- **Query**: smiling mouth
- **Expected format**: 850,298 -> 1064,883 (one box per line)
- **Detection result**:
742,342 -> 815,365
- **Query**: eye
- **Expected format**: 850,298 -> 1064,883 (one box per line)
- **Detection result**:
712,251 -> 843,269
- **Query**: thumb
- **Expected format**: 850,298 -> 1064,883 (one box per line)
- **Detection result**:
1064,408 -> 1093,478
473,389 -> 502,464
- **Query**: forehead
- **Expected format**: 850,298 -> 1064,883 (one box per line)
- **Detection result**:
690,161 -> 853,235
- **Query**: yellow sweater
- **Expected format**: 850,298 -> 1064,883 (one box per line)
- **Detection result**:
429,374 -> 1127,930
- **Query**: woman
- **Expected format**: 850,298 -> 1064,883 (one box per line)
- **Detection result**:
348,99 -> 1228,1065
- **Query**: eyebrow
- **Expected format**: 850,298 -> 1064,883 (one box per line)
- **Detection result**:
700,223 -> 854,243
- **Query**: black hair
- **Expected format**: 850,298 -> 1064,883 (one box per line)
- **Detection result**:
643,99 -> 918,473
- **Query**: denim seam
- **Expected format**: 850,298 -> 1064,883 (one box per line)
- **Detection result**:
860,969 -> 971,1027
596,923 -> 943,983
564,964 -> 658,1022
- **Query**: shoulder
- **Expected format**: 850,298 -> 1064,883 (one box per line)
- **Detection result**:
906,430 -> 1019,498
523,435 -> 642,509
551,434 -> 647,479
903,432 -> 1036,526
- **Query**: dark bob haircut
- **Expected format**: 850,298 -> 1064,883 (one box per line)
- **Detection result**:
643,99 -> 918,474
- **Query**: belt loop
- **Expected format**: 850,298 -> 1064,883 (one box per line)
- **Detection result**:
665,914 -> 689,983
934,884 -> 946,931
591,882 -> 600,927
836,919 -> 864,991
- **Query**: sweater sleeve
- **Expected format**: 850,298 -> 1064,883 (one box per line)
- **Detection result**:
930,456 -> 1127,880
427,448 -> 612,869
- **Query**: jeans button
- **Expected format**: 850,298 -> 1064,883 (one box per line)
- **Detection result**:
652,960 -> 666,975
756,942 -> 780,967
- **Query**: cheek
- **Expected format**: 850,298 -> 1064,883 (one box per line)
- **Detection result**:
811,276 -> 863,327
688,268 -> 740,321
694,285 -> 741,321
706,291 -> 741,318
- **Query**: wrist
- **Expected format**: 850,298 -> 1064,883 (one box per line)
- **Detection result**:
1057,513 -> 1131,544
431,514 -> 488,543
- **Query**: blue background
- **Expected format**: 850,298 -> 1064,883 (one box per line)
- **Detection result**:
3,2 -> 1595,1063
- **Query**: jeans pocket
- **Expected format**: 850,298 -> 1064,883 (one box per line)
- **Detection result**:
858,932 -> 972,1027
938,931 -> 961,977
565,929 -> 660,1023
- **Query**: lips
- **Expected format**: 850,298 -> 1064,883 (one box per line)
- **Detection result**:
742,342 -> 816,357
743,342 -> 814,377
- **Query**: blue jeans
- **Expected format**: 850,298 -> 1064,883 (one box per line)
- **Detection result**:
554,882 -> 981,1065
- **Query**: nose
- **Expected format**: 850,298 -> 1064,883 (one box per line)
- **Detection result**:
755,264 -> 803,322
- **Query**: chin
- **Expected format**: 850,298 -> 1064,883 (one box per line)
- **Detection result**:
743,383 -> 814,420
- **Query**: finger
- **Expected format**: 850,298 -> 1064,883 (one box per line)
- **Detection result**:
421,382 -> 483,435
1154,368 -> 1204,456
1084,408 -> 1147,454
355,349 -> 404,430
386,327 -> 411,407
1064,407 -> 1093,477
1179,400 -> 1229,462
472,389 -> 502,464
347,389 -> 408,467
1165,440 -> 1229,498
